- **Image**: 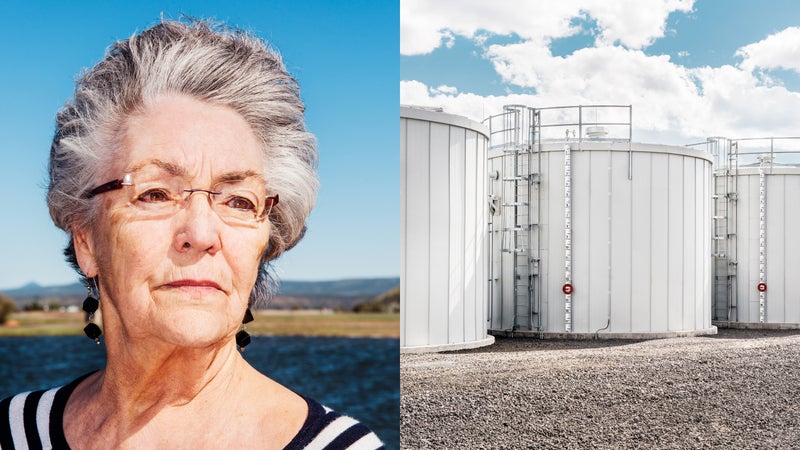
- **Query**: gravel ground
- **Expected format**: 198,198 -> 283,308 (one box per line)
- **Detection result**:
401,329 -> 800,449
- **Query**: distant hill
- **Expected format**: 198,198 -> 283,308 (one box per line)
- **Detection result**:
2,282 -> 85,299
277,278 -> 400,297
353,286 -> 400,313
0,277 -> 400,310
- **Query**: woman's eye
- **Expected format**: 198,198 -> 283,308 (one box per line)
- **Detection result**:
137,189 -> 171,203
226,196 -> 257,211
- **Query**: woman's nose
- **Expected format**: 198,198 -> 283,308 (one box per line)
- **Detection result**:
173,192 -> 223,255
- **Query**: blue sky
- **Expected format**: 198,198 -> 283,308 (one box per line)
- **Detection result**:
0,1 -> 398,290
401,0 -> 800,144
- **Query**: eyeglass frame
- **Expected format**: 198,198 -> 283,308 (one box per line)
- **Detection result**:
82,173 -> 279,222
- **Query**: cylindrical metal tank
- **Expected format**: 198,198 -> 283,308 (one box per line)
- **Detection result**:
486,105 -> 715,338
400,106 -> 494,352
710,139 -> 800,326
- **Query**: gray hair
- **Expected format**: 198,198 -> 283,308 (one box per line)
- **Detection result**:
48,19 -> 318,307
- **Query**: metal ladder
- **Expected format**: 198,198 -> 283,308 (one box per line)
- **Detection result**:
497,106 -> 540,330
711,138 -> 738,321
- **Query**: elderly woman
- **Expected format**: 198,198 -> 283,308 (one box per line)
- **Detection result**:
0,20 -> 382,449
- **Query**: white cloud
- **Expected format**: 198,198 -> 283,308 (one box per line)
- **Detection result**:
692,65 -> 800,136
432,84 -> 458,95
401,79 -> 540,126
737,27 -> 800,73
401,0 -> 581,55
400,0 -> 694,55
585,0 -> 694,49
401,0 -> 800,143
402,54 -> 800,142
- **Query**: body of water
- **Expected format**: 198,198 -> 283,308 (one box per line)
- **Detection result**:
0,335 -> 399,448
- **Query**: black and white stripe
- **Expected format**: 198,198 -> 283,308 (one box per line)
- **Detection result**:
284,403 -> 384,450
316,412 -> 384,449
1,372 -> 88,450
1,374 -> 383,450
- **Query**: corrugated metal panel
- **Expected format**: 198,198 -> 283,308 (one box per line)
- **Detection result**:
786,176 -> 800,322
488,141 -> 713,335
429,122 -> 450,345
400,107 -> 491,351
730,169 -> 800,323
402,118 -> 430,347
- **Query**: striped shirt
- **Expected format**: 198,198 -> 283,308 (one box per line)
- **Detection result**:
0,373 -> 384,449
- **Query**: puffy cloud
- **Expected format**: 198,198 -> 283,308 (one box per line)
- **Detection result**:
737,27 -> 800,73
401,1 -> 800,143
400,0 -> 694,55
402,0 -> 583,55
401,57 -> 800,143
692,65 -> 800,136
484,44 -> 709,134
432,84 -> 458,95
585,0 -> 693,49
401,80 -> 536,124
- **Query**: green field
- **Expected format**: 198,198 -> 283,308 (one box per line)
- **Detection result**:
0,310 -> 399,338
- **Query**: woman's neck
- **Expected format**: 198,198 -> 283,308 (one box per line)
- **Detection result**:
101,338 -> 245,410
64,341 -> 275,448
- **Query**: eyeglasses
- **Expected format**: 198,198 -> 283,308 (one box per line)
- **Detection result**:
83,170 -> 278,228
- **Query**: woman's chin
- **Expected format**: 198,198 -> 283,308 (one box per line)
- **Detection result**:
155,310 -> 236,349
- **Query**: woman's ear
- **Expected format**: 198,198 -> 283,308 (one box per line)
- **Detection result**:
73,226 -> 99,278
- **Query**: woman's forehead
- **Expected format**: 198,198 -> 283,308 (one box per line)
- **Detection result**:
117,95 -> 264,172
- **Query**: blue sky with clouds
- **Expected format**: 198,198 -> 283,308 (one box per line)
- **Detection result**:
401,0 -> 800,144
0,1 -> 398,290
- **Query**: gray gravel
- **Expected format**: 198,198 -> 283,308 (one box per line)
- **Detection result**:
401,329 -> 800,449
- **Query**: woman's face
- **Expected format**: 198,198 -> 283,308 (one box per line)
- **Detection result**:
74,94 -> 271,348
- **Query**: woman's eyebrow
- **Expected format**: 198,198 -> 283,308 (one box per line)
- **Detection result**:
127,159 -> 187,177
126,160 -> 260,183
216,170 -> 263,183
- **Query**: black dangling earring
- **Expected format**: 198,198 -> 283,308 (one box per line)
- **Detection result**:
82,278 -> 102,344
236,308 -> 254,351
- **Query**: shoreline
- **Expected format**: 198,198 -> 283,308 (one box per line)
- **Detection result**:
1,310 -> 399,339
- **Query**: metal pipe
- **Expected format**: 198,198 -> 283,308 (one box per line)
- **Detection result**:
629,106 -> 633,142
536,109 -> 543,333
605,144 -> 613,335
732,142 -> 739,322
628,148 -> 633,180
628,105 -> 633,180
594,318 -> 610,339
487,203 -> 494,325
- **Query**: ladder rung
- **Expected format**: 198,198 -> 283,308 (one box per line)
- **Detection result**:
492,126 -> 516,133
503,202 -> 529,207
502,149 -> 531,153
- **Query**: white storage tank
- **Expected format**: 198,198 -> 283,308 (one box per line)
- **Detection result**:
709,138 -> 800,327
486,105 -> 716,338
400,106 -> 494,352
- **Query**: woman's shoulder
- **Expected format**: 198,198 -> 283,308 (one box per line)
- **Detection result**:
0,386 -> 61,448
282,396 -> 384,450
0,372 -> 94,449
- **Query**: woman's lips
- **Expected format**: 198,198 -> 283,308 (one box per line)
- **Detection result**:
164,279 -> 223,291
